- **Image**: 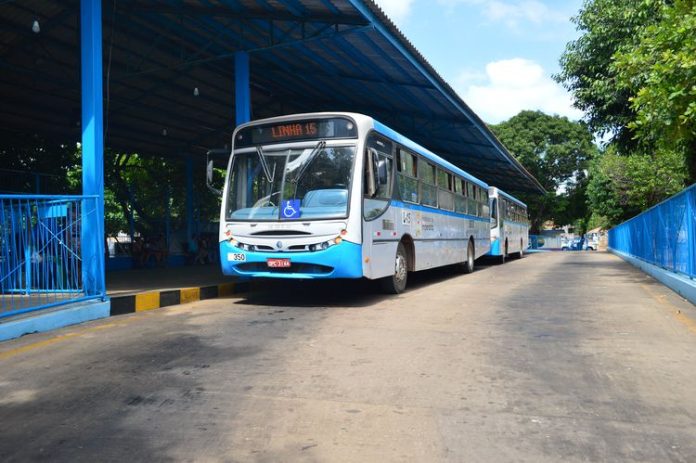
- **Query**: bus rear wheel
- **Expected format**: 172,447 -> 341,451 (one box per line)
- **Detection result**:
457,240 -> 475,274
381,242 -> 408,294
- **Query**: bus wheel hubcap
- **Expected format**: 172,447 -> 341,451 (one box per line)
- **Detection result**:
395,254 -> 407,282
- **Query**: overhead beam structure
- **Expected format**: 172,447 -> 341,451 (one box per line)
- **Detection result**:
0,0 -> 544,194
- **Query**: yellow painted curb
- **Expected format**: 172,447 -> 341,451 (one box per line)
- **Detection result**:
135,292 -> 160,312
180,287 -> 201,305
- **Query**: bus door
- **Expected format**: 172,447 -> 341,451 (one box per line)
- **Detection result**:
362,135 -> 395,278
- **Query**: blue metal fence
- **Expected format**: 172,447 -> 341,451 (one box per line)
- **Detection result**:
609,184 -> 696,278
0,195 -> 105,318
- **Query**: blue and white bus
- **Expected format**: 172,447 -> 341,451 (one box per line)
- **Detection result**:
488,187 -> 529,262
218,112 -> 491,293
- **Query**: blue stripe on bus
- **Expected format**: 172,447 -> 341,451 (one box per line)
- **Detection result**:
391,200 -> 489,223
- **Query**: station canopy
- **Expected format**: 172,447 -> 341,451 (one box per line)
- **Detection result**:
0,0 -> 544,194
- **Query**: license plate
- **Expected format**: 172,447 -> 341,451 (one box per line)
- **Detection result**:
267,258 -> 291,268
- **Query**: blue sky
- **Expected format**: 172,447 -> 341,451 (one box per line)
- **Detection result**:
373,0 -> 585,124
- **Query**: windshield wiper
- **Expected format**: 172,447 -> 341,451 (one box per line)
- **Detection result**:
291,140 -> 326,184
256,146 -> 275,183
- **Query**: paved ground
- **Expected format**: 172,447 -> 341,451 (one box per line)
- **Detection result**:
1,251 -> 695,462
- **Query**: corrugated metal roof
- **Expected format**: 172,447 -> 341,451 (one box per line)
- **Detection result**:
0,0 -> 543,193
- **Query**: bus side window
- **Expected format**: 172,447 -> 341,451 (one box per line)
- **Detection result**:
418,158 -> 437,207
397,149 -> 419,203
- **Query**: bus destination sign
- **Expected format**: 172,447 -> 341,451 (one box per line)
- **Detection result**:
235,117 -> 358,147
271,122 -> 318,140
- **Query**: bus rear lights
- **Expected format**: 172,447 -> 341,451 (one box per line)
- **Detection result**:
334,236 -> 343,245
340,229 -> 348,236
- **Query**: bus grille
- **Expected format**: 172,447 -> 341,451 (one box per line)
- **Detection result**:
236,263 -> 333,275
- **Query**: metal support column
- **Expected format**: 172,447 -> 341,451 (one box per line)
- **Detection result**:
235,51 -> 251,126
687,193 -> 694,276
81,0 -> 106,297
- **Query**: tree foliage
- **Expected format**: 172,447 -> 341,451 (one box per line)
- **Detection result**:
556,0 -> 665,148
612,0 -> 696,175
558,0 -> 694,227
490,111 -> 598,232
587,146 -> 687,226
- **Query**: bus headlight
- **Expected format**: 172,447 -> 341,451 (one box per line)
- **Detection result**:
309,237 -> 342,252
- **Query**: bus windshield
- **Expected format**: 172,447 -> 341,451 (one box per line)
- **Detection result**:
226,144 -> 356,221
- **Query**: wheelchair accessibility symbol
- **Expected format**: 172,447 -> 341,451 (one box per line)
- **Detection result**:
281,199 -> 301,219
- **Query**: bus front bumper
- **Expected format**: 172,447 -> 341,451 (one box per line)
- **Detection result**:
219,240 -> 363,279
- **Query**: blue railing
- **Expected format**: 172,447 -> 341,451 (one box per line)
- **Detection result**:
609,184 -> 696,278
0,195 -> 105,318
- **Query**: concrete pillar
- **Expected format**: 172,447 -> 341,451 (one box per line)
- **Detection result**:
185,157 -> 194,241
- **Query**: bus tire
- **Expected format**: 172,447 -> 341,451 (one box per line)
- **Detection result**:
381,242 -> 408,294
458,239 -> 475,274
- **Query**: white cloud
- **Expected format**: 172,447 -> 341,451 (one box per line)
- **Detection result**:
373,0 -> 415,25
455,58 -> 583,123
437,0 -> 570,27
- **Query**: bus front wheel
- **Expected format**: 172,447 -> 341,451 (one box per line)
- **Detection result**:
381,242 -> 408,294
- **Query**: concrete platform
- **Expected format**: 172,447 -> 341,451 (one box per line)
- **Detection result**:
0,265 -> 239,342
106,264 -> 246,316
0,299 -> 110,342
107,264 -> 231,296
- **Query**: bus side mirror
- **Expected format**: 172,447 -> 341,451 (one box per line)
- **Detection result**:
206,154 -> 223,196
377,159 -> 388,186
206,159 -> 214,185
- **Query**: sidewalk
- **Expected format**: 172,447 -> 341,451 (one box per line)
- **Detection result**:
107,264 -> 231,296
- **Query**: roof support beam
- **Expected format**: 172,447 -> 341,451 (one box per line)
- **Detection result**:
112,24 -> 373,81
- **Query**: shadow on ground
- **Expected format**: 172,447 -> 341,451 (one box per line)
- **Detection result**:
232,259 -> 497,308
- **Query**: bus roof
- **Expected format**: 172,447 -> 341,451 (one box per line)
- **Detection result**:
372,119 -> 489,190
489,187 -> 527,208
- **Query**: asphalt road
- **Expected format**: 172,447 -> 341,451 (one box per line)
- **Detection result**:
1,251 -> 696,462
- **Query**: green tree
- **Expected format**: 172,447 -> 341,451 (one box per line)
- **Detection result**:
587,146 -> 687,225
555,0 -> 665,149
490,111 -> 598,232
558,0 -> 693,225
612,0 -> 696,177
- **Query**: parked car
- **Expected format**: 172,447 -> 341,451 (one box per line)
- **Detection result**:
561,237 -> 596,251
561,238 -> 583,251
